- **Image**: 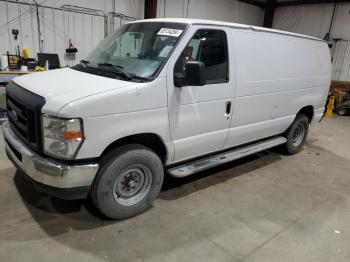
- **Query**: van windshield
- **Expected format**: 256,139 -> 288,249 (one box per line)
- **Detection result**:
76,22 -> 187,81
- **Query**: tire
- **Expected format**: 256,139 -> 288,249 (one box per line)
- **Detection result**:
282,114 -> 309,155
91,144 -> 164,219
337,109 -> 346,116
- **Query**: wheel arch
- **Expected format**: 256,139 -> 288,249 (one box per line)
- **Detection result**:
100,133 -> 168,163
297,105 -> 314,122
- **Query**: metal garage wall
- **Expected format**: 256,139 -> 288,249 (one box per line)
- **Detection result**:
0,0 -> 143,67
39,6 -> 106,66
156,0 -> 264,26
272,3 -> 334,39
273,3 -> 350,80
332,40 -> 350,81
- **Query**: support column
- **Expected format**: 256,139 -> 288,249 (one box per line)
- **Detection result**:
144,0 -> 157,19
263,0 -> 277,28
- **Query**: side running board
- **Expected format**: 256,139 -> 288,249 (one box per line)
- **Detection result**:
167,136 -> 287,178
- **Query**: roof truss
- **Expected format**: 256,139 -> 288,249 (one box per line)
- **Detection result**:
238,0 -> 350,7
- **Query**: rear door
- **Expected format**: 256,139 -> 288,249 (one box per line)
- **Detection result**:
166,25 -> 234,163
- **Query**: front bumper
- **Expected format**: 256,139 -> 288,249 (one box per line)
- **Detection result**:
3,121 -> 99,198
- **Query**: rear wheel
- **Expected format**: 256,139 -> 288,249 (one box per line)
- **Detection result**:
91,144 -> 164,219
282,114 -> 309,155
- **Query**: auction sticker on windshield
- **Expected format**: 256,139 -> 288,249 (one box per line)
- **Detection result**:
157,28 -> 183,37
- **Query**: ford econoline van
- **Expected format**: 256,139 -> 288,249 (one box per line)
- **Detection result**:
3,18 -> 331,219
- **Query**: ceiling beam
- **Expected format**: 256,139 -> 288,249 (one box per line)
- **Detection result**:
238,0 -> 266,8
277,0 -> 350,6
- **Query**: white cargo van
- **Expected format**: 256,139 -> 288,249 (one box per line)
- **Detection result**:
3,18 -> 331,219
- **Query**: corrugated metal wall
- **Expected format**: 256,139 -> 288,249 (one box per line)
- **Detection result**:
332,40 -> 350,81
0,0 -> 143,67
273,2 -> 350,81
157,0 -> 264,26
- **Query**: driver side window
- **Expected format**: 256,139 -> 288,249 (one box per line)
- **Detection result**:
174,29 -> 229,84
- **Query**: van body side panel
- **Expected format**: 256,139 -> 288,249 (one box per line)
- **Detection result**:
224,29 -> 331,149
57,77 -> 174,162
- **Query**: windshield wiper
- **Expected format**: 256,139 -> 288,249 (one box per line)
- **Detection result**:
129,73 -> 152,82
80,59 -> 90,68
97,62 -> 132,80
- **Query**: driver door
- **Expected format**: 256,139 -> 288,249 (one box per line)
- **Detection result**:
166,26 -> 234,163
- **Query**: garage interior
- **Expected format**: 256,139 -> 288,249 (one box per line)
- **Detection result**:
0,0 -> 350,261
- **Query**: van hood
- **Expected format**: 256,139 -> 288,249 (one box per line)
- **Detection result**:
13,67 -> 135,113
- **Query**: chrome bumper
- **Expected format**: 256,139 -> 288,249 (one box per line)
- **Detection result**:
3,121 -> 99,188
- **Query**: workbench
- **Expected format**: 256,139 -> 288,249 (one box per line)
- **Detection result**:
0,71 -> 32,85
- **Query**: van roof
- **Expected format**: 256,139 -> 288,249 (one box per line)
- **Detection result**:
130,18 -> 324,43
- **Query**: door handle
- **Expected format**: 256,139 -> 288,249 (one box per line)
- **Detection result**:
225,101 -> 232,119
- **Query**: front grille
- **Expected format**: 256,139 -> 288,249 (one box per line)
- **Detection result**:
6,82 -> 45,154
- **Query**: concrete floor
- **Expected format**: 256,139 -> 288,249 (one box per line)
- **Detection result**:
0,116 -> 349,262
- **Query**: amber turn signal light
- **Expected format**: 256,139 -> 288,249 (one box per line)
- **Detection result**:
64,131 -> 82,140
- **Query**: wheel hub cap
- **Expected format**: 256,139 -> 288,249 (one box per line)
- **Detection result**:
113,164 -> 152,206
292,122 -> 305,147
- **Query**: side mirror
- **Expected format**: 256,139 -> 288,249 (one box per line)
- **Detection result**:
174,61 -> 205,87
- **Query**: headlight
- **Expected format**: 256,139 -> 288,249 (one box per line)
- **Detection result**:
42,115 -> 84,159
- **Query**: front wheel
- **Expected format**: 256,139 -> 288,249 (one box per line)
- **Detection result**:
91,144 -> 164,219
282,114 -> 309,155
